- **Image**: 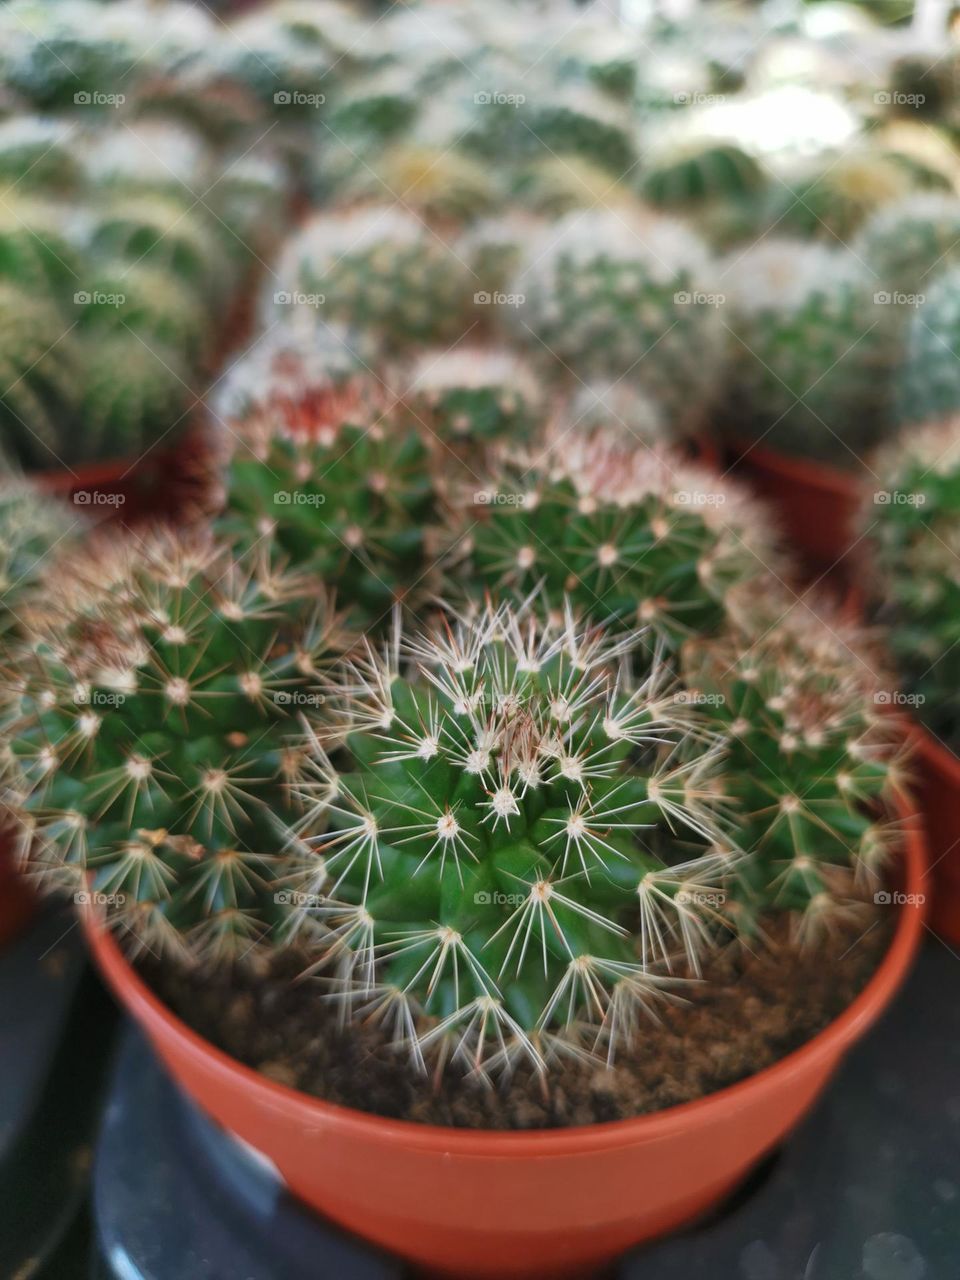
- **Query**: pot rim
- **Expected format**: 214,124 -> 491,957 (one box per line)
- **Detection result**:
727,437 -> 859,497
84,791 -> 926,1154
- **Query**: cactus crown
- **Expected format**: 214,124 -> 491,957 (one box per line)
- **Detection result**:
292,601 -> 730,1076
6,530 -> 349,962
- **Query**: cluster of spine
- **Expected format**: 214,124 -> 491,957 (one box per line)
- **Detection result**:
454,429 -> 779,646
0,478 -> 82,636
216,358 -> 438,625
4,529 -> 349,961
720,240 -> 898,464
863,417 -> 960,746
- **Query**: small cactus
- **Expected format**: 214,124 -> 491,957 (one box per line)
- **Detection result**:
720,239 -> 898,464
453,431 -> 778,646
895,267 -> 960,424
508,207 -> 723,436
271,206 -> 475,350
855,195 -> 960,295
863,416 -> 960,747
6,529 -> 349,962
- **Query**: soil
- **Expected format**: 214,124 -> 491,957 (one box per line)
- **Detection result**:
144,905 -> 893,1131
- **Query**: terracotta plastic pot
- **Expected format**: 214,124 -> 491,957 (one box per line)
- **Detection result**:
910,726 -> 960,946
727,440 -> 861,571
84,816 -> 926,1280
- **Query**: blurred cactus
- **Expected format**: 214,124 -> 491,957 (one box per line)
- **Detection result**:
896,267 -> 960,424
0,477 -> 81,636
855,195 -> 960,294
0,283 -> 80,471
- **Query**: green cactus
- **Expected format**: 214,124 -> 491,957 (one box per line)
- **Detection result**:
271,206 -> 476,349
6,529 -> 350,962
720,239 -> 898,465
854,195 -> 960,295
895,267 -> 960,425
403,346 -> 543,452
287,600 -> 731,1073
325,68 -> 422,144
330,144 -> 501,226
0,282 -> 80,472
863,417 -> 960,747
454,433 -> 778,647
77,333 -> 192,463
640,140 -> 766,211
0,196 -> 87,298
75,259 -> 208,358
0,477 -> 81,636
509,206 -> 723,436
217,363 -> 438,623
0,117 -> 83,193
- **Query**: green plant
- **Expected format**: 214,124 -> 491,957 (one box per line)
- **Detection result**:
0,282 -> 80,472
76,333 -> 192,464
403,347 -> 543,449
895,266 -> 960,424
75,258 -> 208,358
508,207 -> 723,436
863,416 -> 960,746
0,117 -> 83,192
453,432 -> 778,646
639,140 -> 766,211
218,367 -> 438,623
272,206 -> 475,349
720,239 -> 898,465
0,196 -> 87,297
0,477 -> 80,637
330,144 -> 501,225
854,194 -> 960,294
6,530 -> 349,961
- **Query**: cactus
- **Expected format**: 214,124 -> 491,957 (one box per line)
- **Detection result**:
854,195 -> 960,295
0,195 -> 87,298
403,347 -> 543,451
719,239 -> 898,464
895,267 -> 960,425
325,67 -> 422,144
271,206 -> 476,349
453,431 -> 779,646
6,529 -> 350,961
863,417 -> 960,746
287,600 -> 732,1074
75,259 -> 208,359
509,157 -> 632,219
217,357 -> 437,623
508,207 -> 723,436
639,140 -> 766,212
330,144 -> 501,226
0,477 -> 81,637
0,282 -> 80,472
76,333 -> 192,464
0,116 -> 83,193
80,120 -> 212,199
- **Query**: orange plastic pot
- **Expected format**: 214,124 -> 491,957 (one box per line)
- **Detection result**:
727,440 -> 861,571
910,725 -> 960,946
84,817 -> 925,1280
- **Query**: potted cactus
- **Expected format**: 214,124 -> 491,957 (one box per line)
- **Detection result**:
2,515 -> 924,1276
862,415 -> 960,944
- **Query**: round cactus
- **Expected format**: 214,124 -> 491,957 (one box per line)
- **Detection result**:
270,206 -> 476,350
0,195 -> 87,298
508,206 -> 723,436
864,417 -> 960,746
77,333 -> 192,463
0,116 -> 83,193
0,283 -> 80,471
854,195 -> 960,295
75,259 -> 208,358
330,144 -> 501,226
217,356 -> 437,624
454,432 -> 779,646
639,140 -> 766,211
720,239 -> 898,464
403,346 -> 544,452
0,477 -> 82,636
895,267 -> 960,425
289,601 -> 731,1074
325,67 -> 422,144
6,529 -> 350,962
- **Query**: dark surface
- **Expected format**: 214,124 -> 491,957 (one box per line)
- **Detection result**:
0,906 -> 117,1279
92,939 -> 960,1280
